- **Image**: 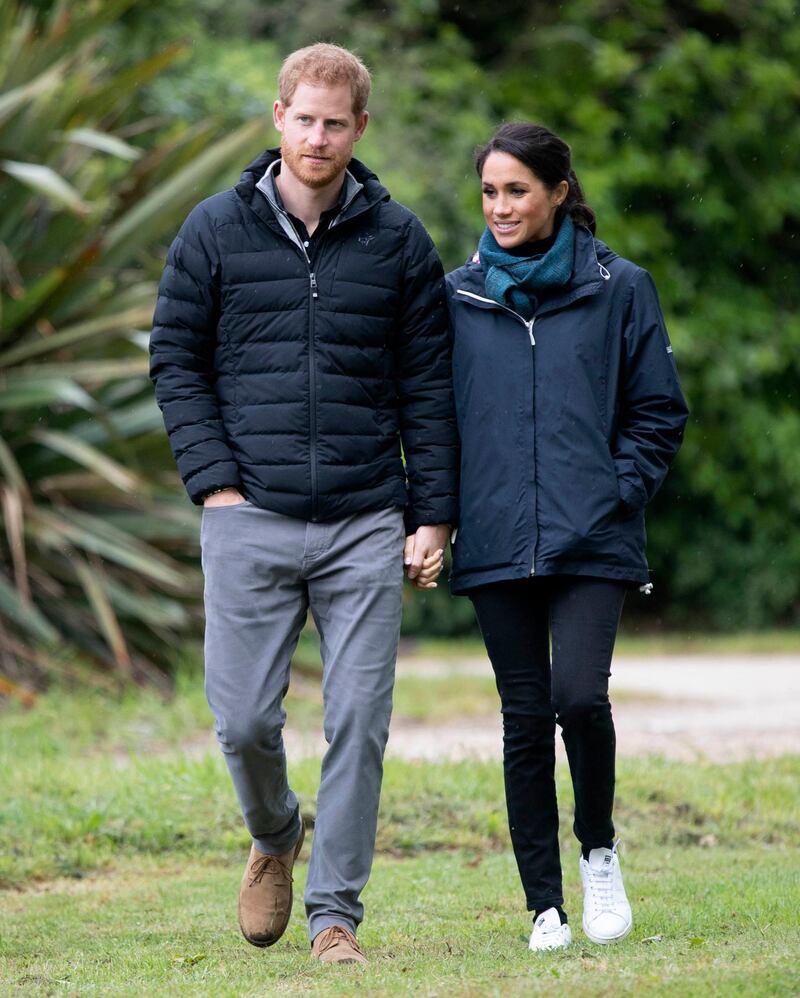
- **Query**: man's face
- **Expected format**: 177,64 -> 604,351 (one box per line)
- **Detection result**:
273,81 -> 368,189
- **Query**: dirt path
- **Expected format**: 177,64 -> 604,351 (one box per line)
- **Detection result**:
178,653 -> 799,765
379,653 -> 800,763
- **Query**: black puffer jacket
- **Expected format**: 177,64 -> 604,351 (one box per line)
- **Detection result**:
150,149 -> 458,530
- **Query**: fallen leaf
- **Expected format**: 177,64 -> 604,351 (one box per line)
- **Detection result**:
172,953 -> 206,967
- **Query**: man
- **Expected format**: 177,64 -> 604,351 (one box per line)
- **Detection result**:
149,44 -> 457,965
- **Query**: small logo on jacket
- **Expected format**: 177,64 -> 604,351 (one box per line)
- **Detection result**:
358,232 -> 376,248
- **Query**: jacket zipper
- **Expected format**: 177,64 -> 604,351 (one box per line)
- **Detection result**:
303,186 -> 364,519
455,288 -> 538,574
248,178 -> 372,521
454,290 -> 536,343
272,215 -> 322,520
307,265 -> 319,519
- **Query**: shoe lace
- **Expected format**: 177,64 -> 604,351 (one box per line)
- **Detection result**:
317,925 -> 364,957
586,865 -> 616,911
248,853 -> 292,887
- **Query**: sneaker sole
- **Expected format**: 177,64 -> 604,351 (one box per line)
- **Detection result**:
582,918 -> 632,945
239,821 -> 306,948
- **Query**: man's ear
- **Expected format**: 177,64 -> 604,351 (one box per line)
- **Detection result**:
354,110 -> 369,142
273,99 -> 286,134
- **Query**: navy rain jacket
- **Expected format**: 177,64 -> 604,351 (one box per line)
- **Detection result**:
446,225 -> 688,594
150,150 -> 458,531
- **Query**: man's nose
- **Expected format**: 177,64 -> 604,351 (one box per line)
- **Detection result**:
307,123 -> 327,147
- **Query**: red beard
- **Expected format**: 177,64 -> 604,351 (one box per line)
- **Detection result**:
280,138 -> 350,189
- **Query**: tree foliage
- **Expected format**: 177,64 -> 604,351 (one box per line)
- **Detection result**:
193,0 -> 797,630
497,0 -> 800,629
2,0 -> 799,686
0,0 -> 264,684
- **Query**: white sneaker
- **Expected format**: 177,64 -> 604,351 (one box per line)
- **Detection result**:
580,843 -> 633,944
528,907 -> 572,951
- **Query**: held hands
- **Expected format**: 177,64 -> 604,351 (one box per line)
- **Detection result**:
203,487 -> 246,508
404,524 -> 450,590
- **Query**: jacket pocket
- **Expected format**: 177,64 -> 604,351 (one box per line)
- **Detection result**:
202,499 -> 252,513
613,457 -> 648,513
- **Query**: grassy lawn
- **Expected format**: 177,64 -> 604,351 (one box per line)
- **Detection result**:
1,678 -> 799,996
412,629 -> 800,660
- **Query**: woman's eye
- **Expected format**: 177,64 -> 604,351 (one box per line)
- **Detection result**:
512,188 -> 527,196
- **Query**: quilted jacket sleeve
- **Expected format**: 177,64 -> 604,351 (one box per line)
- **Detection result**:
149,202 -> 242,504
394,216 -> 459,532
612,268 -> 689,511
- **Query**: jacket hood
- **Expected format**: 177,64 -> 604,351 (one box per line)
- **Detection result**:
236,147 -> 390,210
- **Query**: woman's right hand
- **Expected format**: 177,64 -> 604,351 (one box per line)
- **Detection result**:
410,548 -> 445,590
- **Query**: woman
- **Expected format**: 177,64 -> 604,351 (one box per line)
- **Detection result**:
445,123 -> 688,951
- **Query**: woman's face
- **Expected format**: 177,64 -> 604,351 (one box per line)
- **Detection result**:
481,151 -> 568,249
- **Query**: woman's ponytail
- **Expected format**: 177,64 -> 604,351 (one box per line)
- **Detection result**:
560,169 -> 596,235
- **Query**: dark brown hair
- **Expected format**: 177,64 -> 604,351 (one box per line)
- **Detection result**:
475,122 -> 596,234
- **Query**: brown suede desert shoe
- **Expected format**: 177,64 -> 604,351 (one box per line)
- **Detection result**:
238,822 -> 305,947
311,925 -> 367,965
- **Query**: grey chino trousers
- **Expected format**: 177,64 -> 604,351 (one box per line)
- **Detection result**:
201,501 -> 405,940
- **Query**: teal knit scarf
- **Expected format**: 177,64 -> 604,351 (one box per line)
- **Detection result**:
478,215 -> 575,320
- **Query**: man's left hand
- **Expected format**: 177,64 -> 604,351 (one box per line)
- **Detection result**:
404,524 -> 450,590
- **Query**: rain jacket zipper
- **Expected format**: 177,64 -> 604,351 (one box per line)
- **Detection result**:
454,288 -> 538,574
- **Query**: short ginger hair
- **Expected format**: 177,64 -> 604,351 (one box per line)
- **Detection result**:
278,43 -> 371,117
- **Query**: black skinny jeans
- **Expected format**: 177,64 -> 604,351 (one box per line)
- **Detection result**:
469,575 -> 626,912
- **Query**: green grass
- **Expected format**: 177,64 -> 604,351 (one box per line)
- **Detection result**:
2,848 -> 798,997
413,629 -> 800,659
1,678 -> 799,996
392,674 -> 500,721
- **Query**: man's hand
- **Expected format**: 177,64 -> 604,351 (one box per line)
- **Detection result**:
404,524 -> 450,590
203,487 -> 246,508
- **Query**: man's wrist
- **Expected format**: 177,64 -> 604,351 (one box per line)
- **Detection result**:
202,486 -> 238,500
